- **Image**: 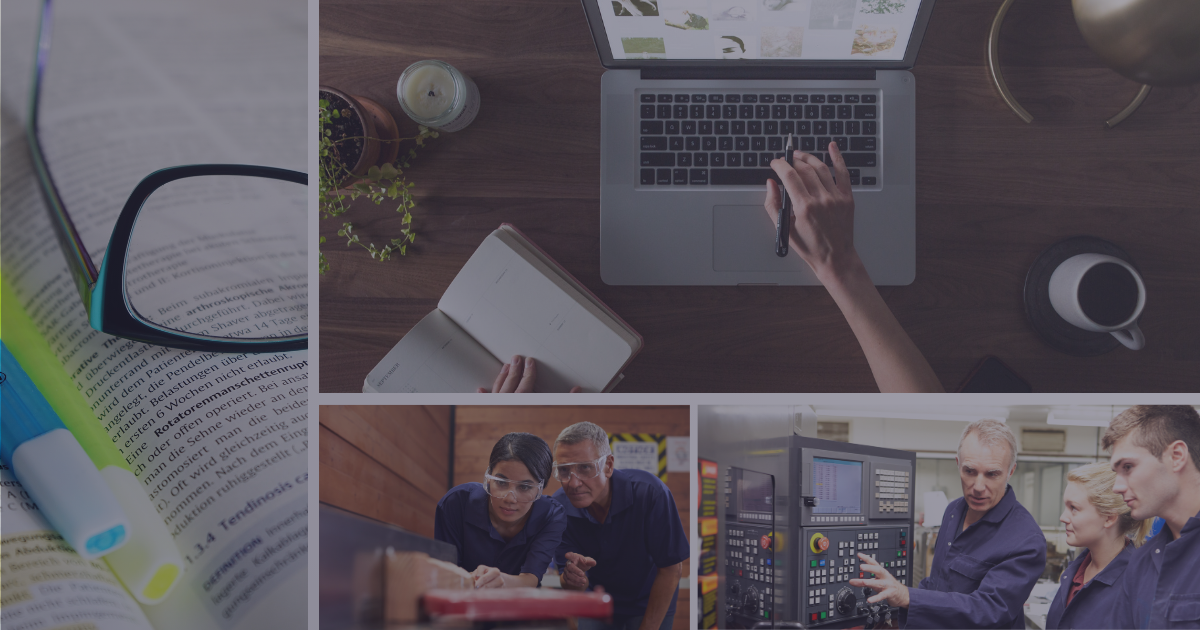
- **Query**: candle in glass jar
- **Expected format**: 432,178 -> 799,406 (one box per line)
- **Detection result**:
402,63 -> 454,119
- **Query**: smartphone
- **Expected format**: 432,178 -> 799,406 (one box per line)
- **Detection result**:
956,356 -> 1032,393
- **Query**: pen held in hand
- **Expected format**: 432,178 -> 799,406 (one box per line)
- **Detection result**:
775,135 -> 797,257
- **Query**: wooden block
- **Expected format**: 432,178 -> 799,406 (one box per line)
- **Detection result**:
384,550 -> 472,623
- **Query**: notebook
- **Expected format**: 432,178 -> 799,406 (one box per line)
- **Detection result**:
582,0 -> 936,286
364,225 -> 642,393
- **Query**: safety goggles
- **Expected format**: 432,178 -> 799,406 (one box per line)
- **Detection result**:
483,473 -> 543,503
551,456 -> 608,482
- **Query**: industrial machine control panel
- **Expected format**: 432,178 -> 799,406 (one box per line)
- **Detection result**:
725,467 -> 777,626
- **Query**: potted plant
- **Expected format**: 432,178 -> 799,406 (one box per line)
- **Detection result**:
319,86 -> 437,273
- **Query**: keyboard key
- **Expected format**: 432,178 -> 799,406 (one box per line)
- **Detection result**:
849,169 -> 861,177
670,136 -> 684,151
778,94 -> 792,103
641,105 -> 655,119
800,136 -> 815,151
850,176 -> 860,186
805,105 -> 820,119
674,104 -> 688,118
850,137 -> 876,151
744,152 -> 758,167
641,94 -> 656,103
691,104 -> 704,118
781,121 -> 795,134
832,137 -> 848,151
748,121 -> 763,135
847,121 -> 860,135
726,94 -> 741,103
841,152 -> 877,167
863,120 -> 877,134
863,176 -> 877,185
798,121 -> 812,134
692,94 -> 706,103
743,94 -> 758,103
641,136 -> 667,150
814,121 -> 828,134
716,121 -> 729,134
673,168 -> 688,185
658,104 -> 671,118
751,137 -> 766,151
695,152 -> 708,167
732,121 -> 746,134
719,136 -> 733,150
711,168 -> 781,185
789,105 -> 804,119
821,105 -> 836,119
838,105 -> 852,119
699,120 -> 713,134
846,94 -> 860,103
812,94 -> 826,103
682,120 -> 697,134
657,94 -> 672,103
854,105 -> 877,119
795,94 -> 809,103
760,152 -> 775,165
703,136 -> 717,151
707,104 -> 721,118
678,153 -> 692,167
641,168 -> 654,184
674,94 -> 689,103
657,168 -> 671,184
768,136 -> 783,151
830,121 -> 844,135
723,104 -> 738,119
755,104 -> 770,119
709,94 -> 724,103
760,94 -> 775,103
642,120 -> 664,134
727,152 -> 741,167
643,153 -> 675,167
710,152 -> 725,167
690,168 -> 709,184
740,105 -> 754,119
686,136 -> 700,151
817,136 -> 832,150
771,104 -> 786,119
862,94 -> 877,103
666,120 -> 680,134
735,137 -> 750,151
828,94 -> 842,103
764,121 -> 778,134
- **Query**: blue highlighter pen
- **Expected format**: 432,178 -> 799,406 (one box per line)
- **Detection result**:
1,342 -> 130,559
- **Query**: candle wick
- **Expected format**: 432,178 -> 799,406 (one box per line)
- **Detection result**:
428,90 -> 435,97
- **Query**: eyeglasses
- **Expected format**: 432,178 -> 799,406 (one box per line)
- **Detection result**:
483,473 -> 544,503
26,0 -> 307,353
552,456 -> 609,482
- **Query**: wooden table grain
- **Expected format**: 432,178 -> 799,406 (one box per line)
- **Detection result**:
319,0 -> 1200,393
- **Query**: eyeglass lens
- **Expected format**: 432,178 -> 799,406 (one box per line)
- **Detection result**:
554,462 -> 599,480
486,479 -> 540,501
124,175 -> 307,340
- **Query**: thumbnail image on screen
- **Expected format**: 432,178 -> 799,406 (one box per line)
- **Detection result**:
739,470 -> 774,514
812,457 -> 862,514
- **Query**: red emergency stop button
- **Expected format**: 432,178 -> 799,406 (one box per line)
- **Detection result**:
760,535 -> 771,549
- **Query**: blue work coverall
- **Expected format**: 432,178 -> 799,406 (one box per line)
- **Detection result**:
1112,508 -> 1200,628
1045,544 -> 1132,629
903,485 -> 1046,629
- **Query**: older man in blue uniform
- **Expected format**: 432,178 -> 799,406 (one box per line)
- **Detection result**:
1104,405 -> 1200,629
550,422 -> 689,630
850,418 -> 1046,629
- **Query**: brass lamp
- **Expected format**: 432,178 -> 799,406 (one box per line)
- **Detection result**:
988,0 -> 1200,127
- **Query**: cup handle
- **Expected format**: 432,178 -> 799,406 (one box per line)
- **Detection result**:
1111,322 -> 1145,351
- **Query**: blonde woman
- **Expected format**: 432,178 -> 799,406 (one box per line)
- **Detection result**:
1047,462 -> 1153,629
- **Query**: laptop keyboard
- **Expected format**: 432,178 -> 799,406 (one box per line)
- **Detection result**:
637,91 -> 879,187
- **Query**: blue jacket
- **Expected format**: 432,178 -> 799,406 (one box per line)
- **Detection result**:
434,483 -> 566,583
1113,508 -> 1200,628
903,485 -> 1046,629
1045,544 -> 1133,629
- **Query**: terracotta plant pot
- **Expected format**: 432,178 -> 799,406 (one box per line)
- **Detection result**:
319,86 -> 401,189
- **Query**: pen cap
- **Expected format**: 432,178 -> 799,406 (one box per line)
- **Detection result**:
102,467 -> 186,604
1,342 -> 67,466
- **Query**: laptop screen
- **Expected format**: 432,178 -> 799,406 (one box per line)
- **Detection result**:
596,0 -> 924,62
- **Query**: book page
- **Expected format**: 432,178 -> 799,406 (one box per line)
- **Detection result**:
437,231 -> 637,393
363,310 -> 504,393
1,465 -> 155,630
1,1 -> 307,628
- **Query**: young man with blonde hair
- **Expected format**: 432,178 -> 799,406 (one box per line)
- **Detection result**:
1104,405 -> 1200,629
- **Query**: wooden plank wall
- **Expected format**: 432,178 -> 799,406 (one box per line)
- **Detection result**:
455,406 -> 691,630
319,405 -> 451,539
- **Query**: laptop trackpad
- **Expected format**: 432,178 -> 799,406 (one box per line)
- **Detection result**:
713,205 -> 809,272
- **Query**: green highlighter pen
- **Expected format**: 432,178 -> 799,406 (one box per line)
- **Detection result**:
1,276 -> 185,604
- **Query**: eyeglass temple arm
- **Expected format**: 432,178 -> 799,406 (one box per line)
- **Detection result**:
27,0 -> 99,311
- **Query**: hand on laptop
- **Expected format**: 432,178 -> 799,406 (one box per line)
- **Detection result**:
764,142 -> 944,393
478,355 -> 583,393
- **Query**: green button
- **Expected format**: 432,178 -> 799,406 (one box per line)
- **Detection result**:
820,612 -> 827,620
811,560 -> 818,567
897,550 -> 902,557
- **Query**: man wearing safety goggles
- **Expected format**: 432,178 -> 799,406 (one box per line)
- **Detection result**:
549,422 -> 688,630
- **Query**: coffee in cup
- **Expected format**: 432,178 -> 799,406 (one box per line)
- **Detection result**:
1048,253 -> 1145,350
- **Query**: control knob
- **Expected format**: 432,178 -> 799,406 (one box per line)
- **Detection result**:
742,586 -> 761,616
835,587 -> 857,615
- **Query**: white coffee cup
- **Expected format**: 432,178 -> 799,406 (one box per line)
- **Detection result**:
1048,253 -> 1145,350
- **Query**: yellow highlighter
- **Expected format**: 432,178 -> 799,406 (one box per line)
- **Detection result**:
2,276 -> 185,604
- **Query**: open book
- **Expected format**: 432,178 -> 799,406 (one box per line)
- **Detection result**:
364,225 -> 643,393
1,1 -> 307,629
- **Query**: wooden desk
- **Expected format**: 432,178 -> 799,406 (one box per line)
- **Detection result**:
320,0 -> 1200,393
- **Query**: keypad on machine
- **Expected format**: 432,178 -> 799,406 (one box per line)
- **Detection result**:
638,92 -> 879,187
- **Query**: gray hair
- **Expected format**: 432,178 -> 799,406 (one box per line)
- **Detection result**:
554,421 -> 612,459
958,418 -> 1017,472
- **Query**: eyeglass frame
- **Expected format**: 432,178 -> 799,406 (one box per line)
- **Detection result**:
25,0 -> 307,353
482,472 -> 544,503
551,455 -> 611,482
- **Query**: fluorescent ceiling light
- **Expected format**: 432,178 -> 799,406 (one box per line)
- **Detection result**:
1046,406 -> 1129,427
814,407 -> 1009,423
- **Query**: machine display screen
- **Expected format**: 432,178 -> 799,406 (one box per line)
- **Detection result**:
812,457 -> 862,514
739,470 -> 774,514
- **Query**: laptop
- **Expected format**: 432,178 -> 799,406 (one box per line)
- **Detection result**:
581,0 -> 936,285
